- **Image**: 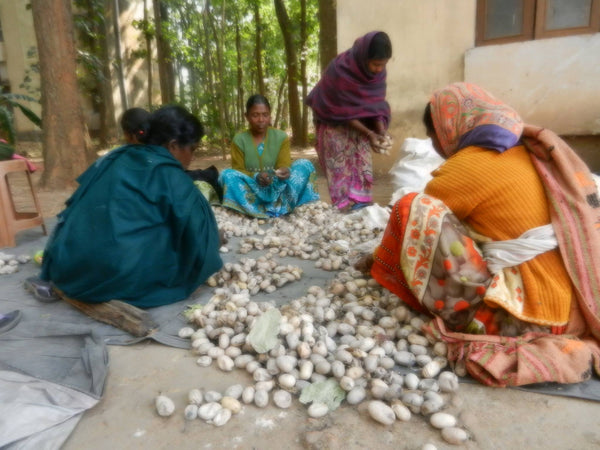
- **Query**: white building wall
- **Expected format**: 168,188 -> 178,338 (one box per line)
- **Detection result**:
0,0 -> 40,135
337,0 -> 476,169
465,33 -> 600,135
337,0 -> 599,172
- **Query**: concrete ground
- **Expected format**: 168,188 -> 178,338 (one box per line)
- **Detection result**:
9,142 -> 600,450
61,342 -> 600,450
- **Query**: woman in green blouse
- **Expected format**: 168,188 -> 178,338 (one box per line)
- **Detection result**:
219,94 -> 319,218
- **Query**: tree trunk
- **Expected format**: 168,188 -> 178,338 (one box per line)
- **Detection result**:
177,61 -> 186,104
235,19 -> 244,129
80,0 -> 115,147
201,5 -> 217,131
274,73 -> 287,129
218,1 -> 231,129
144,0 -> 153,110
273,0 -> 303,146
300,0 -> 308,146
111,0 -> 128,111
318,0 -> 337,73
190,69 -> 199,116
153,0 -> 176,104
253,2 -> 265,96
31,0 -> 94,189
99,2 -> 117,142
207,0 -> 228,158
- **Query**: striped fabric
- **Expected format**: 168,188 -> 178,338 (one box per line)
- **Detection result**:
425,317 -> 594,387
524,127 -> 600,340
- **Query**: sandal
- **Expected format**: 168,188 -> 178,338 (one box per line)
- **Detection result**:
24,277 -> 59,303
0,310 -> 22,334
350,202 -> 372,211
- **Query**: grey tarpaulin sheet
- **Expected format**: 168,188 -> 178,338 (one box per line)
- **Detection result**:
0,371 -> 100,449
0,218 -> 333,350
1,213 -> 600,448
0,221 -> 213,447
0,219 -> 204,449
0,216 -> 332,448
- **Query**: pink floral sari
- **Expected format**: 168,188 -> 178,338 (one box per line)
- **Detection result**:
315,122 -> 373,209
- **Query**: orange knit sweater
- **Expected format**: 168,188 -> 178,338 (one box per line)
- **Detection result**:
425,145 -> 573,326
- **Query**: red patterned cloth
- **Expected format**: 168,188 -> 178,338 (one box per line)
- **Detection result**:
371,82 -> 600,386
424,316 -> 596,387
371,193 -> 426,314
372,193 -> 548,336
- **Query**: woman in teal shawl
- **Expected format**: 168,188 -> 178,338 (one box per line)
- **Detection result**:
39,105 -> 223,308
219,94 -> 319,218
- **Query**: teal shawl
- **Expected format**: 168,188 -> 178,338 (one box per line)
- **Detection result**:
41,144 -> 223,308
232,127 -> 288,174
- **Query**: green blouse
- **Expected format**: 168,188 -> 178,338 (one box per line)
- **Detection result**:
230,127 -> 291,176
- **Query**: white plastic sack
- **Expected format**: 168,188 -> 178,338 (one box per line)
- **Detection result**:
345,203 -> 391,229
388,137 -> 444,205
343,204 -> 392,261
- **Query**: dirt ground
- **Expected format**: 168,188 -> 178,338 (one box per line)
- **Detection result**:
61,342 -> 600,450
6,140 -> 600,449
12,134 -> 600,219
10,144 -> 395,219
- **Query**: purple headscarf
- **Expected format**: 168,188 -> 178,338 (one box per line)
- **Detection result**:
305,31 -> 390,128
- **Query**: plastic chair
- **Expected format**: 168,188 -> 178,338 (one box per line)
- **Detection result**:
0,159 -> 47,248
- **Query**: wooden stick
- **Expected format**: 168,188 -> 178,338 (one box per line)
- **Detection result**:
55,288 -> 158,337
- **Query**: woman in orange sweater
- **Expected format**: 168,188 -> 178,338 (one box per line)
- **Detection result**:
367,82 -> 600,386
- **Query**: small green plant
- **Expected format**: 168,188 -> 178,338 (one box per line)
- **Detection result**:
0,90 -> 42,145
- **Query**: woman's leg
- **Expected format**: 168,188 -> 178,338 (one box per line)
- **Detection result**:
219,168 -> 271,218
348,132 -> 373,206
316,124 -> 356,209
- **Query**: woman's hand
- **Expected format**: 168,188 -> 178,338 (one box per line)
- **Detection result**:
218,229 -> 228,246
257,171 -> 272,187
522,124 -> 545,140
274,167 -> 290,180
368,131 -> 382,149
369,131 -> 392,154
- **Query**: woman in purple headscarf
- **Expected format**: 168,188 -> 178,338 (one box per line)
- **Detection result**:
305,31 -> 392,211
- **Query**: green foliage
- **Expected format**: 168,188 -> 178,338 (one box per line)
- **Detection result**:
131,18 -> 155,60
30,0 -> 321,148
132,18 -> 156,40
0,91 -> 42,145
72,0 -> 108,105
0,140 -> 14,160
160,0 -> 320,145
19,46 -> 40,96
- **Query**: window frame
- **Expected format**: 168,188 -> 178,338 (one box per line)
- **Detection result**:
535,0 -> 600,39
476,0 -> 600,46
476,0 -> 535,46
